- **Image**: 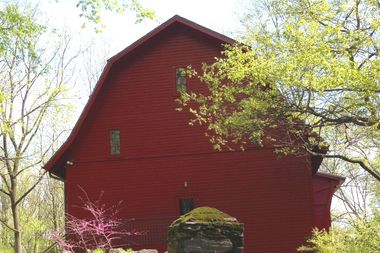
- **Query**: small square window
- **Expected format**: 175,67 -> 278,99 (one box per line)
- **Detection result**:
176,68 -> 187,93
179,198 -> 195,215
110,130 -> 120,155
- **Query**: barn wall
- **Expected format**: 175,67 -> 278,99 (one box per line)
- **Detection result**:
312,174 -> 342,230
67,23 -> 219,161
65,23 -> 314,253
66,150 -> 313,252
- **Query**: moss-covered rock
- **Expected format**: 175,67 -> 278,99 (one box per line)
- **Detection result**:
167,207 -> 244,253
171,207 -> 237,224
109,248 -> 129,253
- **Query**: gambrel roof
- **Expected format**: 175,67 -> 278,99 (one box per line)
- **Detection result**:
44,15 -> 235,178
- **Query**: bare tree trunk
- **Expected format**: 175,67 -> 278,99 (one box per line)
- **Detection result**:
10,192 -> 22,253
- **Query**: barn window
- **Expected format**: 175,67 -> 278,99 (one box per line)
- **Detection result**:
176,68 -> 187,93
110,130 -> 120,155
179,198 -> 194,215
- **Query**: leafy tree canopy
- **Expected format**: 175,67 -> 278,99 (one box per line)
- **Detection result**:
76,0 -> 155,30
0,4 -> 43,56
180,0 -> 380,181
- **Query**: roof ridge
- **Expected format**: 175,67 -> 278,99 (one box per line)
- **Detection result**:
44,15 -> 235,178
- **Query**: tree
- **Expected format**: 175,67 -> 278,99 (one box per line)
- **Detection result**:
180,0 -> 380,181
311,122 -> 379,226
321,158 -> 378,226
51,190 -> 138,252
75,0 -> 155,31
0,4 -> 77,253
80,41 -> 111,95
0,175 -> 64,253
0,0 -> 155,251
298,211 -> 380,252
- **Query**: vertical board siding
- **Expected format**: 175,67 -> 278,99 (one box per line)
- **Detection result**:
65,23 -> 314,253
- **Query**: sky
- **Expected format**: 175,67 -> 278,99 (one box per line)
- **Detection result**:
31,0 -> 247,102
40,0 -> 245,58
28,0 -> 248,137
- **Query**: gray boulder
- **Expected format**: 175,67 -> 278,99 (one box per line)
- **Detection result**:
167,207 -> 244,253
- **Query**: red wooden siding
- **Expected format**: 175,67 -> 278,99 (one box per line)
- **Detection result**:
43,16 -> 342,253
62,23 -> 315,252
66,23 -> 222,161
312,173 -> 345,230
66,150 -> 314,252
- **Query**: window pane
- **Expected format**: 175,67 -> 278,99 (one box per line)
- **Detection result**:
110,130 -> 120,155
176,68 -> 187,93
179,198 -> 195,215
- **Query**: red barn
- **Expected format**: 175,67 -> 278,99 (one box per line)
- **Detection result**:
44,16 -> 344,253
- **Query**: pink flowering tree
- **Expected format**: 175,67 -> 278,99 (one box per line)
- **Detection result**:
51,189 -> 139,252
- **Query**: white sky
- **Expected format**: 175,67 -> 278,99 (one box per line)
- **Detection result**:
32,0 -> 247,103
29,0 -> 248,134
39,0 -> 244,58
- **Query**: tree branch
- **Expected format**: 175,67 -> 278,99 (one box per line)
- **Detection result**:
0,218 -> 18,233
312,149 -> 380,181
0,187 -> 10,196
15,171 -> 47,206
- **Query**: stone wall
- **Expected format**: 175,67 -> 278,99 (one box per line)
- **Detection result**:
167,207 -> 244,253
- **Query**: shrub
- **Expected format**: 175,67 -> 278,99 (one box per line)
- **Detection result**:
298,212 -> 380,253
51,190 -> 139,252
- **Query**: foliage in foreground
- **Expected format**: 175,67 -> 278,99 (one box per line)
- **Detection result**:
299,212 -> 380,253
180,0 -> 380,181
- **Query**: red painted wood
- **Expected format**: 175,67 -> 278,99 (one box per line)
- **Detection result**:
45,16 -> 342,253
44,15 -> 234,177
312,173 -> 345,230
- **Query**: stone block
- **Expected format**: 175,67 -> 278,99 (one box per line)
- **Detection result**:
167,207 -> 244,253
